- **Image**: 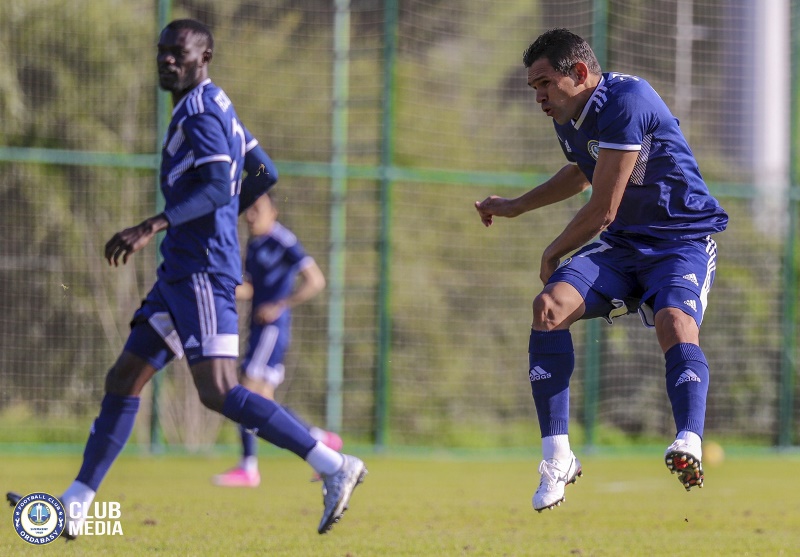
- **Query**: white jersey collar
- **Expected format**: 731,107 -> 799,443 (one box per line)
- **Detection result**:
172,78 -> 213,116
573,74 -> 605,130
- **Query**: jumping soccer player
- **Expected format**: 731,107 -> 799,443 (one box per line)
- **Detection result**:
212,192 -> 342,488
475,28 -> 727,512
7,19 -> 365,536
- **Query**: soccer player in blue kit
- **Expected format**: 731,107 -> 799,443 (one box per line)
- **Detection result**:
7,19 -> 365,536
212,192 -> 342,488
475,29 -> 728,512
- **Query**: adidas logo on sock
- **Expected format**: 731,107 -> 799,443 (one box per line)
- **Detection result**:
675,369 -> 701,387
529,365 -> 552,381
682,273 -> 699,286
683,299 -> 697,312
184,335 -> 200,349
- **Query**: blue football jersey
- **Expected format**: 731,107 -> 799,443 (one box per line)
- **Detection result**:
159,78 -> 257,282
553,73 -> 728,240
245,222 -> 313,310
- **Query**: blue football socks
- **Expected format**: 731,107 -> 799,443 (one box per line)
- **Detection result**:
528,329 -> 575,437
664,343 -> 709,436
283,405 -> 312,431
223,385 -> 317,458
239,425 -> 258,459
76,393 -> 140,491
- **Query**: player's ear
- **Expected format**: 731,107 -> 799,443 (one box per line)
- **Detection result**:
203,49 -> 213,64
572,62 -> 589,84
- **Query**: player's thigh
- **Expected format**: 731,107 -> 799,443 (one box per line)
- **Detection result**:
545,239 -> 639,326
124,274 -> 241,402
124,283 -> 184,371
105,351 -> 159,396
162,273 -> 240,365
639,236 -> 718,328
189,357 -> 239,411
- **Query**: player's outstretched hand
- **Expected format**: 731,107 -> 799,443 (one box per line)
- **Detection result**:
104,215 -> 169,266
475,196 -> 514,227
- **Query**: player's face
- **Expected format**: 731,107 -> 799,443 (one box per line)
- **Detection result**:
245,195 -> 278,236
157,28 -> 209,96
527,58 -> 582,125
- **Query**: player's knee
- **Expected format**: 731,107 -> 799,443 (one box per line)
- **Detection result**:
104,366 -> 125,394
104,353 -> 154,396
655,307 -> 699,348
241,375 -> 275,399
196,385 -> 226,412
532,280 -> 587,330
532,293 -> 560,330
190,358 -> 239,412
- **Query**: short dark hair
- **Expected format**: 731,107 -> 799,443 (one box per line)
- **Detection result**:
165,19 -> 214,53
522,28 -> 601,75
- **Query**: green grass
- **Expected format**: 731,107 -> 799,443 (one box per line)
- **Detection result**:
1,451 -> 799,556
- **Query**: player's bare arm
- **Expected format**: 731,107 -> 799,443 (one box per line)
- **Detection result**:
539,148 -> 638,283
235,281 -> 254,301
104,214 -> 170,267
252,262 -> 326,325
290,261 -> 326,307
474,164 -> 589,227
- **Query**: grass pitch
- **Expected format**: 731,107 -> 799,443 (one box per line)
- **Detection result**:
1,450 -> 799,556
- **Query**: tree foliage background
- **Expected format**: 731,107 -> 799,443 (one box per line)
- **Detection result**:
0,0 -> 796,448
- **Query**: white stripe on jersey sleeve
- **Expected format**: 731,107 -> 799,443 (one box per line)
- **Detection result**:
195,154 -> 233,166
598,142 -> 642,151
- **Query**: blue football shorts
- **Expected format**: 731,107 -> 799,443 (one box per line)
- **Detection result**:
240,313 -> 291,387
549,233 -> 718,328
124,272 -> 240,370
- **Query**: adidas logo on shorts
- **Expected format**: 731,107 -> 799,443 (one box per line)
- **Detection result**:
184,335 -> 201,349
682,273 -> 699,286
675,370 -> 701,387
529,365 -> 552,381
683,299 -> 697,312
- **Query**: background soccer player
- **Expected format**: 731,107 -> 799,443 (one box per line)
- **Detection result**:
475,28 -> 728,512
213,192 -> 343,488
9,18 -> 365,537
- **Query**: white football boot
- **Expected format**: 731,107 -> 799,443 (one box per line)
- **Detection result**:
664,436 -> 704,491
532,452 -> 582,512
318,454 -> 367,534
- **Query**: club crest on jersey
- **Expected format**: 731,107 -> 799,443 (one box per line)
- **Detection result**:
587,140 -> 600,160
